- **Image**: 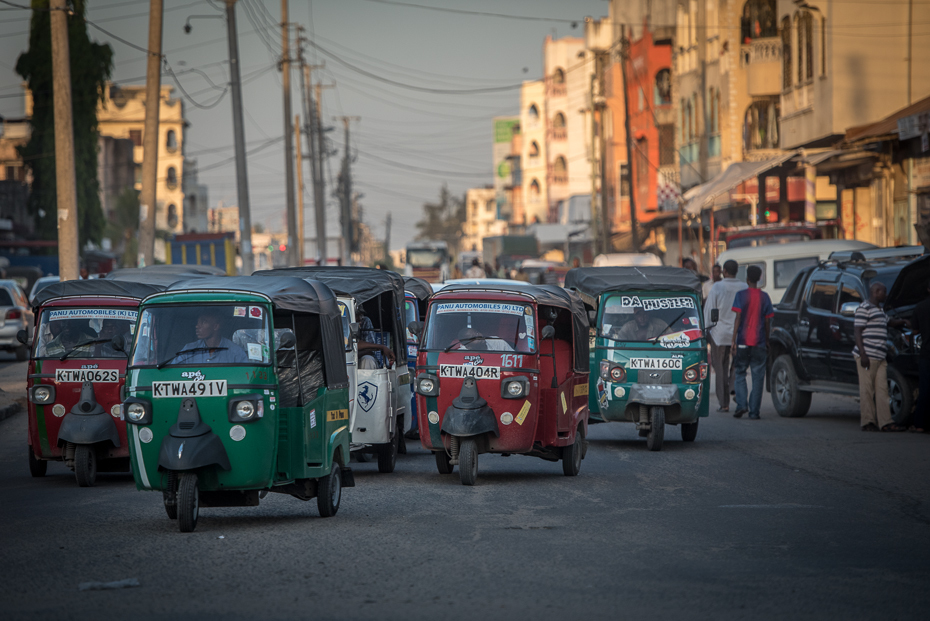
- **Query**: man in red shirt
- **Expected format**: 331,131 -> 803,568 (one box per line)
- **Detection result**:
730,265 -> 774,419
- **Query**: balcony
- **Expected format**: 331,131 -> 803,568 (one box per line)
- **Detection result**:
741,37 -> 782,97
548,127 -> 567,142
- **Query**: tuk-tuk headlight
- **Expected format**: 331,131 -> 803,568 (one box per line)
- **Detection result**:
32,386 -> 53,403
501,376 -> 529,399
599,360 -> 610,380
419,378 -> 435,393
127,403 -> 146,422
236,401 -> 255,419
415,373 -> 439,397
684,365 -> 699,383
506,381 -> 523,396
609,366 -> 626,383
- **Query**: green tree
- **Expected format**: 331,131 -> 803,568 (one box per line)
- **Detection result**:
414,184 -> 466,255
16,0 -> 113,248
106,187 -> 139,267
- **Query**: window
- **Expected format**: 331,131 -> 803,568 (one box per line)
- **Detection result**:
485,200 -> 494,213
821,18 -> 827,76
638,87 -> 645,112
708,88 -> 719,133
839,281 -> 862,307
528,104 -> 539,123
165,129 -> 177,153
781,17 -> 792,90
619,163 -> 630,198
803,12 -> 814,81
552,112 -> 566,128
743,99 -> 780,151
691,93 -> 700,137
635,137 -> 649,207
129,129 -> 142,147
654,69 -> 671,106
166,166 -> 178,189
686,100 -> 694,140
658,125 -> 675,166
741,0 -> 777,43
552,68 -> 565,84
529,141 -> 540,158
795,13 -> 803,84
167,204 -> 178,229
808,281 -> 837,312
553,156 -> 567,183
773,256 -> 818,289
529,179 -> 541,202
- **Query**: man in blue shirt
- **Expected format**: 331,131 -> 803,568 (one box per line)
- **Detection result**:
173,310 -> 249,364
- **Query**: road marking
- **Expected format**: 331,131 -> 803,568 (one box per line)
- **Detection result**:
719,504 -> 824,509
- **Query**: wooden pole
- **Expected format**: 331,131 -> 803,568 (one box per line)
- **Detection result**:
138,0 -> 163,267
294,114 -> 304,265
280,0 -> 297,266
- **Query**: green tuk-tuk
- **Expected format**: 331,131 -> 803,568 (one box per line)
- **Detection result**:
123,276 -> 354,532
565,267 -> 710,451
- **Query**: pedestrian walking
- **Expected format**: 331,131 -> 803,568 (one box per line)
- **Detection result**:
704,259 -> 748,412
465,258 -> 485,278
854,282 -> 908,432
730,265 -> 773,419
911,281 -> 930,433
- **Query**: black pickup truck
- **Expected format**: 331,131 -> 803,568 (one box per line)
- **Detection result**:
767,249 -> 927,421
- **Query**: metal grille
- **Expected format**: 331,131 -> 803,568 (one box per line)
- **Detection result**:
635,369 -> 671,384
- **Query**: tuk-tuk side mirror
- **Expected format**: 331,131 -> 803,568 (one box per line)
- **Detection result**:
349,322 -> 360,341
710,309 -> 719,324
407,321 -> 422,337
110,333 -> 125,352
541,325 -> 556,340
587,309 -> 597,325
277,331 -> 296,350
16,329 -> 28,346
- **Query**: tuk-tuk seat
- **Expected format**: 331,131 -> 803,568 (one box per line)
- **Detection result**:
538,337 -> 572,386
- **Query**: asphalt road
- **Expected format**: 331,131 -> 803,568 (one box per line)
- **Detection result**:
1,359 -> 928,620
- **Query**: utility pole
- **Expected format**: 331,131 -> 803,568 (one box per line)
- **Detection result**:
138,0 -> 163,269
619,26 -> 640,252
297,42 -> 327,264
313,81 -> 334,264
336,116 -> 359,266
225,0 -> 254,274
280,0 -> 297,267
384,212 -> 391,265
50,0 -> 79,280
294,114 -> 305,265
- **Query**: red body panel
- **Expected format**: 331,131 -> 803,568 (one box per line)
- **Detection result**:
27,296 -> 138,461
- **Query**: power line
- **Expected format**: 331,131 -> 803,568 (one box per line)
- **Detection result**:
351,0 -> 578,24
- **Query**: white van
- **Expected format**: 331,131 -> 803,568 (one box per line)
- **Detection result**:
715,240 -> 876,303
593,253 -> 663,267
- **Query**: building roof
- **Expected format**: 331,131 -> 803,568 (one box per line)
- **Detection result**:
844,94 -> 930,144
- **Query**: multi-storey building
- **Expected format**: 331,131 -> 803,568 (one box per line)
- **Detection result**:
520,80 -> 548,224
462,186 -> 505,254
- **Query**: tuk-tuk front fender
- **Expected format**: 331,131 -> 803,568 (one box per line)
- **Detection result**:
441,405 -> 500,438
57,412 -> 121,448
157,432 -> 231,472
627,384 -> 680,407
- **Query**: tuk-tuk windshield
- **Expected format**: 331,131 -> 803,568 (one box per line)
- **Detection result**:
129,304 -> 272,367
34,307 -> 137,359
404,297 -> 418,343
601,293 -> 703,346
424,301 -> 536,353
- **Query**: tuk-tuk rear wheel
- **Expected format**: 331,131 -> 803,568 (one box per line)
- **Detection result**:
646,407 -> 665,451
317,464 -> 342,518
74,445 -> 97,487
458,439 -> 478,486
562,428 -> 582,477
177,473 -> 199,533
28,447 -> 47,478
377,431 -> 398,474
681,420 -> 699,442
434,450 -> 454,474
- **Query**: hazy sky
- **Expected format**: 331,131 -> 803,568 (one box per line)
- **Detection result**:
0,0 -> 608,251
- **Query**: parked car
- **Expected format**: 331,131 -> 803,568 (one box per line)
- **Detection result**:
716,240 -> 876,304
0,279 -> 34,361
768,248 -> 928,422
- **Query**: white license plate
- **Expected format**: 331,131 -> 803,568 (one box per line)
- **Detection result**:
55,369 -> 119,383
152,380 -> 228,398
439,364 -> 501,380
627,358 -> 683,370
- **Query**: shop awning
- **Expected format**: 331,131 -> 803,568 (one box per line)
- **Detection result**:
682,152 -> 797,216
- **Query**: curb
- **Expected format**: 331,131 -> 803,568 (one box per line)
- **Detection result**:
0,401 -> 23,423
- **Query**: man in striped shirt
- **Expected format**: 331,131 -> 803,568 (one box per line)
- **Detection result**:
854,282 -> 907,432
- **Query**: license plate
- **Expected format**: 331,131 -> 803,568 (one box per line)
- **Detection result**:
627,358 -> 682,370
439,364 -> 501,380
55,369 -> 119,383
152,380 -> 227,398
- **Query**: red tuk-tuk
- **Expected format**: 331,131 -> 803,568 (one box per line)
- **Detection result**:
413,283 -> 590,485
24,280 -> 165,485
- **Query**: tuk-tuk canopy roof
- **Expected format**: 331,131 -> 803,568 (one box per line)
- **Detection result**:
32,279 -> 166,309
403,276 -> 433,302
565,267 -> 702,308
105,264 -> 226,287
255,267 -> 404,305
435,283 -> 589,373
164,276 -> 340,315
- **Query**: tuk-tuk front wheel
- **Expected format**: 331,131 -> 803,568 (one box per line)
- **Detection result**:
163,471 -> 179,520
317,462 -> 342,518
377,431 -> 398,474
177,473 -> 199,533
646,406 -> 665,452
562,427 -> 583,477
16,345 -> 27,362
458,438 -> 478,486
681,420 -> 699,442
28,447 -> 47,478
74,445 -> 97,487
435,450 -> 454,474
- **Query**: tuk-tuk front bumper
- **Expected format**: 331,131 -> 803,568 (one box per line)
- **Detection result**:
598,381 -> 704,425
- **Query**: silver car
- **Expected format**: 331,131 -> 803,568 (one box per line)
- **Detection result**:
0,280 -> 34,361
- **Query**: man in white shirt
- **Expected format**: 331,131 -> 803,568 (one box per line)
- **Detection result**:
703,260 -> 748,412
465,259 -> 486,278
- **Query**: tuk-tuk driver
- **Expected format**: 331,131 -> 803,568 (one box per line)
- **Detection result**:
615,307 -> 668,341
173,310 -> 249,364
45,319 -> 96,357
456,327 -> 513,352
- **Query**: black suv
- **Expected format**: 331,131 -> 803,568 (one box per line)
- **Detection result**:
768,248 -> 927,421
